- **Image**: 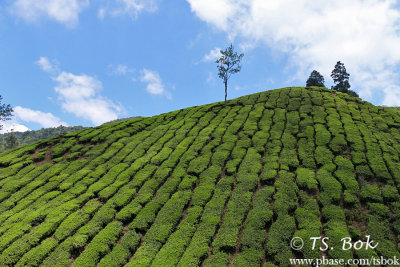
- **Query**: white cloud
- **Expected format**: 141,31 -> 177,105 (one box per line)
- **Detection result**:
14,106 -> 67,128
187,0 -> 237,31
0,120 -> 30,134
187,0 -> 400,106
140,69 -> 171,98
203,47 -> 222,62
110,64 -> 135,76
35,57 -> 59,73
98,8 -> 106,19
12,0 -> 89,27
206,71 -> 215,83
54,71 -> 121,125
114,65 -> 128,75
98,0 -> 161,19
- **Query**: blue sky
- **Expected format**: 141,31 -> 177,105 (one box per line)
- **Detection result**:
1,0 -> 400,132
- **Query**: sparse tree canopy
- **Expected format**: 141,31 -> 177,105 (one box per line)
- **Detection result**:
216,44 -> 244,105
331,61 -> 351,93
306,70 -> 325,87
4,131 -> 18,150
0,95 -> 12,131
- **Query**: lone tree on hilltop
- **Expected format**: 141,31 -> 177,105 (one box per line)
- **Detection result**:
306,70 -> 325,87
0,95 -> 12,130
331,61 -> 351,93
216,44 -> 244,105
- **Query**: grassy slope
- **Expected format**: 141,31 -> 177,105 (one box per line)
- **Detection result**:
0,87 -> 400,266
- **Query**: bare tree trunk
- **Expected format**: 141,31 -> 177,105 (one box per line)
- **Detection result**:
224,81 -> 228,105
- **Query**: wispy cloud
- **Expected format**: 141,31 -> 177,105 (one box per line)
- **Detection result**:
206,71 -> 215,84
140,68 -> 171,99
98,0 -> 161,19
35,57 -> 59,73
203,47 -> 221,62
12,0 -> 89,27
109,64 -> 135,76
187,0 -> 400,105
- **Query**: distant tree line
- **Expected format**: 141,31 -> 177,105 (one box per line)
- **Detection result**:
306,61 -> 359,97
0,125 -> 86,152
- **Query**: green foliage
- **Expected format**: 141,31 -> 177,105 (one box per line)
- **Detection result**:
331,61 -> 351,93
315,146 -> 334,166
1,86 -> 400,266
216,44 -> 244,104
4,133 -> 18,151
306,70 -> 325,87
382,185 -> 399,202
274,171 -> 298,216
98,231 -> 141,267
296,168 -> 318,192
72,221 -> 123,266
360,184 -> 383,203
0,95 -> 13,131
315,124 -> 331,146
212,191 -> 252,252
317,169 -> 342,206
266,215 -> 296,265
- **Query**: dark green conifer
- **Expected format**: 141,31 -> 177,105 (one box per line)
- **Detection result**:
331,61 -> 350,93
306,70 -> 325,87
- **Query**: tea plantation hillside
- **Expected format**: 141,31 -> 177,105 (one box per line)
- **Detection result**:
1,87 -> 400,266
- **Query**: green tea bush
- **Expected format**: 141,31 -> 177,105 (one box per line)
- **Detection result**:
368,203 -> 389,218
237,148 -> 262,176
334,156 -> 359,194
273,171 -> 298,216
356,164 -> 374,179
360,184 -> 383,203
15,238 -> 58,267
150,147 -> 173,165
266,215 -> 295,265
322,205 -> 346,221
212,191 -> 252,252
324,220 -> 353,260
152,206 -> 202,266
381,185 -> 399,202
316,169 -> 342,206
54,199 -> 102,241
261,168 -> 277,184
343,190 -> 359,205
312,106 -> 326,124
280,148 -> 299,171
192,166 -> 221,206
252,130 -> 269,153
367,215 -> 400,259
240,188 -> 273,252
298,138 -> 316,169
296,168 -> 318,192
281,132 -> 297,149
72,221 -> 123,266
315,146 -> 334,166
315,124 -> 331,146
178,178 -> 233,266
330,134 -> 347,153
351,151 -> 367,165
